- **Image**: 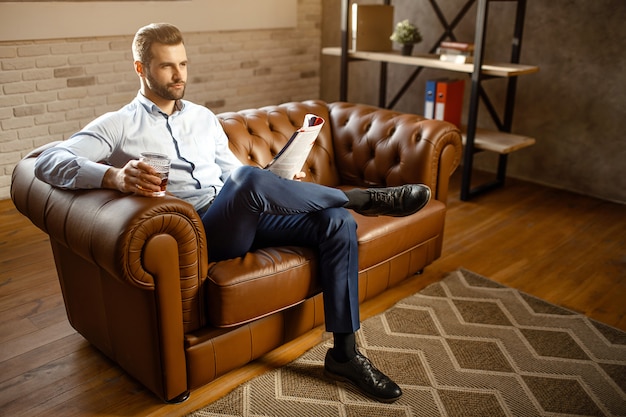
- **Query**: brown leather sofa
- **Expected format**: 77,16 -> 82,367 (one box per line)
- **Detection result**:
11,100 -> 462,403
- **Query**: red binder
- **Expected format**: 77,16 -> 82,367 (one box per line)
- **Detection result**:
434,79 -> 465,127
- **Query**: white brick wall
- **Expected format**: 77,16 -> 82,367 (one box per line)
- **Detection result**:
0,0 -> 322,200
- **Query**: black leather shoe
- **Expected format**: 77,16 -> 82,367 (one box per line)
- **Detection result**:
355,184 -> 431,217
324,350 -> 402,403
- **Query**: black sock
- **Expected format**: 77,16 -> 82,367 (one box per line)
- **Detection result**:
343,189 -> 370,210
332,332 -> 357,363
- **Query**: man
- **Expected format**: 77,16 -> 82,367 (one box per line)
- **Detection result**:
35,23 -> 431,403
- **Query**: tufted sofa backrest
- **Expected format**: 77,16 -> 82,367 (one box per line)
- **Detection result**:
218,100 -> 462,200
218,100 -> 341,187
328,101 -> 443,189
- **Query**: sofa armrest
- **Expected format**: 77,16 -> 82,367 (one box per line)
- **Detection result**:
12,145 -> 211,400
328,102 -> 462,202
11,145 -> 209,331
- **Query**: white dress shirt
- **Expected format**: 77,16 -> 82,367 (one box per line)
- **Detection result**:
35,92 -> 243,210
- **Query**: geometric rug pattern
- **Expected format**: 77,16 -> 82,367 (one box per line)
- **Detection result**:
188,269 -> 626,416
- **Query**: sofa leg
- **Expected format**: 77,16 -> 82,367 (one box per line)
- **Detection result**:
165,390 -> 190,404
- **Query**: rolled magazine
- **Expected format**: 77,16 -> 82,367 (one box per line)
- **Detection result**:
264,114 -> 325,179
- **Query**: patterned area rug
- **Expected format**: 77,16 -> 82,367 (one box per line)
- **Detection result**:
188,269 -> 626,417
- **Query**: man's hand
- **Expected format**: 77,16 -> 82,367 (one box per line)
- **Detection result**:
102,160 -> 163,196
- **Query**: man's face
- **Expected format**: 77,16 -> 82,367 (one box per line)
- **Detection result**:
142,42 -> 188,101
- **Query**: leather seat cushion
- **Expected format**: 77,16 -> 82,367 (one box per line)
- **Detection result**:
206,201 -> 444,328
352,200 -> 446,271
206,246 -> 320,327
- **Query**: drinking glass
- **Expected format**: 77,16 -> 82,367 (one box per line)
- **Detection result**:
139,152 -> 170,197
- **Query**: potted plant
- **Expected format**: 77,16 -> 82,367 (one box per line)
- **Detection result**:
390,19 -> 422,56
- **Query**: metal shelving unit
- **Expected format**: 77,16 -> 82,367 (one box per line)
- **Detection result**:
325,0 -> 538,200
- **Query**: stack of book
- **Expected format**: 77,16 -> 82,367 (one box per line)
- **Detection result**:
437,41 -> 474,64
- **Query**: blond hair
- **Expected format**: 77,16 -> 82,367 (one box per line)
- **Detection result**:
132,23 -> 184,65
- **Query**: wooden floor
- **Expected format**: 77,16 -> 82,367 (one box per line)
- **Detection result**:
1,171 -> 625,416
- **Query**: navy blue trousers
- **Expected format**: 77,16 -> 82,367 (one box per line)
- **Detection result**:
200,166 -> 360,333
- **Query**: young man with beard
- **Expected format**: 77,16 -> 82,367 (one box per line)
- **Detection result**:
35,23 -> 432,403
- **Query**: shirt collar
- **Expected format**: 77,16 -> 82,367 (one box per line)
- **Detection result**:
135,92 -> 186,116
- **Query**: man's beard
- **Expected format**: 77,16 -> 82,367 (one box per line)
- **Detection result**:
145,71 -> 186,101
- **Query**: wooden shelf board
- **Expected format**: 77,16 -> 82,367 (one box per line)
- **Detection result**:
322,47 -> 539,77
461,127 -> 536,154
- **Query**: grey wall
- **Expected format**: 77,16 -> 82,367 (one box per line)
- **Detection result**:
321,0 -> 626,204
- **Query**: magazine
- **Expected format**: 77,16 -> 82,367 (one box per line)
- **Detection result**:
264,113 -> 325,179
